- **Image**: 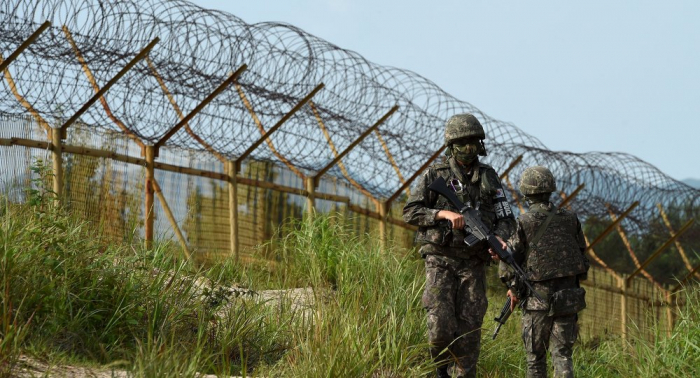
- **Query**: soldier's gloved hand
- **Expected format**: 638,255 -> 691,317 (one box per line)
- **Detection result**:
436,210 -> 464,229
488,236 -> 508,261
507,289 -> 519,312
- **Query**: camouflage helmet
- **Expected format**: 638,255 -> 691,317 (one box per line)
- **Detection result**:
444,113 -> 485,145
519,166 -> 556,195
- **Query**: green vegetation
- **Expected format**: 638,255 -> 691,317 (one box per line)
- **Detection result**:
1,191 -> 698,376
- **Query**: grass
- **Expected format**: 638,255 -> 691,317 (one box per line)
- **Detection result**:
1,198 -> 698,377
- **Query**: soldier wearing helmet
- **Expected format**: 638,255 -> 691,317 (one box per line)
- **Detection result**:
403,113 -> 516,378
491,166 -> 589,378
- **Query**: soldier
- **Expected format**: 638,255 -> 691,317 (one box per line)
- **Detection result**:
403,113 -> 516,378
491,166 -> 589,378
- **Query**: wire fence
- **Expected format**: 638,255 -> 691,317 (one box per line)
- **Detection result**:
1,0 -> 698,232
1,0 -> 698,343
0,115 -> 691,342
0,115 -> 415,257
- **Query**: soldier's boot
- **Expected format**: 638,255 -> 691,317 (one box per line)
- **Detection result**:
450,364 -> 476,378
435,365 -> 450,378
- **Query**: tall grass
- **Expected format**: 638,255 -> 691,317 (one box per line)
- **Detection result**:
0,195 -> 290,377
1,197 -> 698,377
574,287 -> 699,377
479,275 -> 700,377
259,215 -> 434,377
0,200 -> 434,376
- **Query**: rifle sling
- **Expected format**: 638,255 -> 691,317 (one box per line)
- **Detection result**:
528,205 -> 557,252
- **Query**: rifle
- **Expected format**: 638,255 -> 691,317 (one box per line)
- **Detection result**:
427,176 -> 544,303
492,296 -> 512,339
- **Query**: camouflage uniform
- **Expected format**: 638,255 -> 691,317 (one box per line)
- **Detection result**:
403,113 -> 516,378
500,166 -> 589,378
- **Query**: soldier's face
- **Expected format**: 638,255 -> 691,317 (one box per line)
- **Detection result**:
451,138 -> 480,164
451,137 -> 478,147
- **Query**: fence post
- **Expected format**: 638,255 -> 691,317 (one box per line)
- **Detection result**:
310,100 -> 377,201
154,65 -> 247,153
0,21 -> 50,73
657,204 -> 700,280
665,291 -> 674,337
152,178 -> 190,259
586,202 -> 639,252
619,275 -> 628,344
59,30 -> 159,139
626,219 -> 695,285
145,145 -> 156,249
378,201 -> 389,250
305,176 -> 316,219
51,128 -> 63,205
227,161 -> 240,262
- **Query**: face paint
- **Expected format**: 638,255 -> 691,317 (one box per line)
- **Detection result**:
452,142 -> 479,164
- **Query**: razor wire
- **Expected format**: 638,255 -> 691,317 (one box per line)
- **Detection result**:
0,0 -> 698,233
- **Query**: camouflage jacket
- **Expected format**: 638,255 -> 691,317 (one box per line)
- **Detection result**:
500,202 -> 589,284
403,157 -> 516,260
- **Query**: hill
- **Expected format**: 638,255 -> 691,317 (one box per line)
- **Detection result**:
682,178 -> 700,189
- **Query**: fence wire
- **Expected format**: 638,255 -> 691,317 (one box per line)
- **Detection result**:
1,0 -> 698,235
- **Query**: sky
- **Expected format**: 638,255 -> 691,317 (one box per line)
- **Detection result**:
188,0 -> 699,182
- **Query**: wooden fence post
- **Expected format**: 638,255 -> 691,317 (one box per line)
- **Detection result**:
626,219 -> 695,285
619,275 -> 628,344
657,204 -> 700,280
378,201 -> 389,250
51,128 -> 63,205
665,291 -> 674,337
152,177 -> 190,259
145,145 -> 155,249
227,161 -> 240,262
305,176 -> 316,219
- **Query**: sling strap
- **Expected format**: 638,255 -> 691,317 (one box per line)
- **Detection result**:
528,205 -> 557,251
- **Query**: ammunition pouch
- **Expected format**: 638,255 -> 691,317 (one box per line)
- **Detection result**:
548,287 -> 586,317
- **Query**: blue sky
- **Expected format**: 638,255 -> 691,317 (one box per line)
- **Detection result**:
189,0 -> 699,182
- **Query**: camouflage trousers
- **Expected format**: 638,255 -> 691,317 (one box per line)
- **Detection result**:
422,254 -> 487,378
522,310 -> 578,378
